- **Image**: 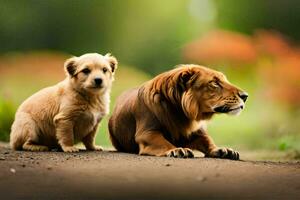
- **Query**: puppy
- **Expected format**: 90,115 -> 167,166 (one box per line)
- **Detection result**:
10,53 -> 117,152
109,65 -> 248,160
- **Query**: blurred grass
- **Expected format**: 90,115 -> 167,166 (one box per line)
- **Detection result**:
0,97 -> 15,141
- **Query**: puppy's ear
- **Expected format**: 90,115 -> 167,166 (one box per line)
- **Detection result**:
64,57 -> 78,77
105,53 -> 118,73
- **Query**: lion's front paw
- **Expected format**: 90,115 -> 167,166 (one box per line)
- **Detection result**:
87,145 -> 103,151
165,148 -> 194,158
62,146 -> 79,153
206,147 -> 239,160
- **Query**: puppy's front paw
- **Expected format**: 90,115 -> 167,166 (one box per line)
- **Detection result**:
87,145 -> 103,151
206,147 -> 239,160
165,148 -> 194,158
23,144 -> 49,152
62,146 -> 79,153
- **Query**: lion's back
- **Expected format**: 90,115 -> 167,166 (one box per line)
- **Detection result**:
109,88 -> 140,153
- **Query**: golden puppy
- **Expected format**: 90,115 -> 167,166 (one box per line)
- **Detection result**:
109,65 -> 247,160
10,53 -> 117,152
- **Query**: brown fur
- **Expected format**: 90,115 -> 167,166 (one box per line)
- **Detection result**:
10,53 -> 117,152
109,65 -> 248,159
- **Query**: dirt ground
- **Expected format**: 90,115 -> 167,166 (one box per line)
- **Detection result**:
0,143 -> 299,200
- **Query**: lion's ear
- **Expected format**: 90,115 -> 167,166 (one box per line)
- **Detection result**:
180,71 -> 192,84
178,68 -> 197,90
64,57 -> 78,77
105,53 -> 118,73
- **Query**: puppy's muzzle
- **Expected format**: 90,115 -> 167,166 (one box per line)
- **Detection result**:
94,78 -> 103,88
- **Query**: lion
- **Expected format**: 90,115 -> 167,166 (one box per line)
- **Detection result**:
108,65 -> 248,160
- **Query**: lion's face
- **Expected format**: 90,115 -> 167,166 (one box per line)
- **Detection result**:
180,65 -> 248,120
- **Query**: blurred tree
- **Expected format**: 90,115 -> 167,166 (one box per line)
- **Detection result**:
0,0 -> 208,75
1,0 -> 300,75
215,0 -> 300,41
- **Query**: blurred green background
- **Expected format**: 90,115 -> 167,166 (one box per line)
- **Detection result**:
1,0 -> 299,159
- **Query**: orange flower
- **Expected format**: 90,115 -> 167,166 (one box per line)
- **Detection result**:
183,30 -> 257,64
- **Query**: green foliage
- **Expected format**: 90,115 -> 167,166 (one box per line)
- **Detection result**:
279,142 -> 289,151
0,97 -> 15,141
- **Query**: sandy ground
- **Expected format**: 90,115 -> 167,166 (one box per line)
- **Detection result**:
0,144 -> 299,200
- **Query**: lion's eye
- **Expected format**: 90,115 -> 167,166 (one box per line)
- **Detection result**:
211,82 -> 219,88
103,67 -> 108,73
82,68 -> 91,75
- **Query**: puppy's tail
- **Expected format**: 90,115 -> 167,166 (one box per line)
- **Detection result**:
10,130 -> 24,150
9,112 -> 33,150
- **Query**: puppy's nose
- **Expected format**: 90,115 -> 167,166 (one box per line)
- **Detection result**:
238,91 -> 248,102
94,78 -> 102,86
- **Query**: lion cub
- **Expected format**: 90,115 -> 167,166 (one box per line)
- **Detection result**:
10,53 -> 117,152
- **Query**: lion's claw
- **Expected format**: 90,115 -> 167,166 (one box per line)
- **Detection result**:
62,146 -> 79,153
87,145 -> 103,151
206,147 -> 239,160
166,148 -> 194,158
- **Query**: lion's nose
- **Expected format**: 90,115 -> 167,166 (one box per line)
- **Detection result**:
238,91 -> 248,102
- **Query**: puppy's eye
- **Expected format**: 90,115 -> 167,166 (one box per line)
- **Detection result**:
82,68 -> 91,75
103,67 -> 108,73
